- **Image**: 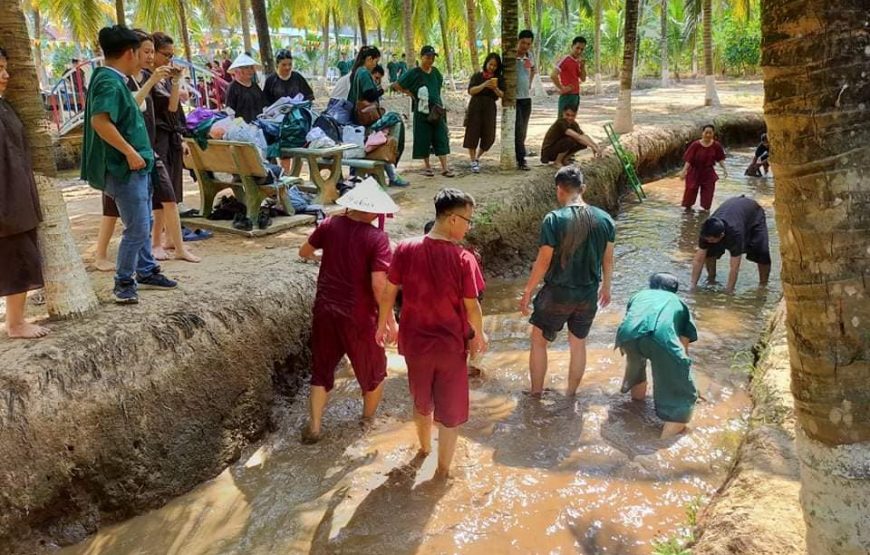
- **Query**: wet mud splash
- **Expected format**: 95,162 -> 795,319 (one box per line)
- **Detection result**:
60,153 -> 779,555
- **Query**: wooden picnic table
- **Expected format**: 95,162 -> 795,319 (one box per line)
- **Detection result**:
281,143 -> 356,204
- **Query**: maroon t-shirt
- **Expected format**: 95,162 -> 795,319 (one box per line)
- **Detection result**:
684,140 -> 726,185
389,236 -> 484,357
308,215 -> 392,324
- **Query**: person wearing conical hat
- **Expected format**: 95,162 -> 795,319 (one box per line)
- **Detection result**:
299,178 -> 399,444
225,53 -> 267,122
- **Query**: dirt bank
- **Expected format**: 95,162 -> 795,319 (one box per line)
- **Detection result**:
691,301 -> 806,554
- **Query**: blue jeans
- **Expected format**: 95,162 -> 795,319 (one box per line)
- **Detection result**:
104,171 -> 157,284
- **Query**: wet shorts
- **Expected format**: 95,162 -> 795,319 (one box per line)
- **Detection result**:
405,351 -> 469,428
311,308 -> 387,393
529,284 -> 598,342
706,209 -> 771,266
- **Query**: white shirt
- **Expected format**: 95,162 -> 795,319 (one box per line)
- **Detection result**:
330,73 -> 351,100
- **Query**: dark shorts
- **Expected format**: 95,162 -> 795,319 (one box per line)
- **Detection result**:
529,284 -> 598,342
405,351 -> 469,428
706,210 -> 771,266
311,308 -> 387,393
101,161 -> 175,217
541,137 -> 586,163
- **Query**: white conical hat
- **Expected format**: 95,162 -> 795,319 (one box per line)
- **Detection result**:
228,53 -> 261,71
336,177 -> 399,214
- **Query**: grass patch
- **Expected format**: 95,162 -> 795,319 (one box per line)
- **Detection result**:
651,495 -> 706,555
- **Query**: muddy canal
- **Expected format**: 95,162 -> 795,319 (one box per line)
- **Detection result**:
60,153 -> 780,554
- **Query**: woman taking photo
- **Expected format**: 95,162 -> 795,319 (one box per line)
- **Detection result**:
463,53 -> 504,173
679,124 -> 727,211
0,47 -> 49,338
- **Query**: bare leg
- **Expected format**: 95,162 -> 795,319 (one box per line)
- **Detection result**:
414,410 -> 433,455
94,216 -> 118,271
162,202 -> 200,263
758,263 -> 771,286
566,332 -> 588,396
705,258 -> 718,283
529,325 -> 549,395
467,148 -> 477,163
361,381 -> 385,419
435,424 -> 459,478
303,385 -> 329,442
151,209 -> 169,261
554,152 -> 568,167
476,147 -> 486,160
661,421 -> 688,439
630,381 -> 647,401
423,157 -> 432,171
5,293 -> 49,339
438,155 -> 450,173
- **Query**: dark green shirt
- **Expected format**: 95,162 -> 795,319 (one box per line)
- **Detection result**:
348,68 -> 378,104
540,204 -> 615,294
615,289 -> 698,361
80,67 -> 154,189
397,66 -> 444,107
387,61 -> 398,82
337,60 -> 352,76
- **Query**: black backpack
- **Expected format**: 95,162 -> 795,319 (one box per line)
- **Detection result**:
313,113 -> 343,143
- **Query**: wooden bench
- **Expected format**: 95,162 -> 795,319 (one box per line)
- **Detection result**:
317,157 -> 387,187
183,138 -> 302,222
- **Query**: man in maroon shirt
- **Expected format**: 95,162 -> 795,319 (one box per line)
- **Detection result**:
299,179 -> 399,443
377,188 -> 488,478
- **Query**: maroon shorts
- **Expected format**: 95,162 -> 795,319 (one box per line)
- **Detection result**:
311,308 -> 386,393
405,351 -> 469,428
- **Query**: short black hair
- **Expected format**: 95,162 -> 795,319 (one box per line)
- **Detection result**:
0,47 -> 7,60
702,123 -> 715,132
131,28 -> 152,44
152,32 -> 174,52
701,217 -> 726,237
649,272 -> 680,293
372,64 -> 385,76
761,132 -> 768,142
424,219 -> 436,234
519,30 -> 534,40
276,49 -> 293,62
561,104 -> 577,115
555,166 -> 585,190
99,25 -> 141,59
573,36 -> 588,46
434,188 -> 475,217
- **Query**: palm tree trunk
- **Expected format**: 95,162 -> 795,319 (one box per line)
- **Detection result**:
377,22 -> 383,45
561,0 -> 569,22
0,1 -> 97,319
30,6 -> 49,89
402,0 -> 415,67
763,0 -> 870,552
499,0 -> 518,169
613,0 -> 640,132
593,0 -> 602,94
333,8 -> 341,47
691,30 -> 698,77
521,0 -> 532,29
250,0 -> 274,73
466,0 -> 480,72
660,0 -> 669,86
115,0 -> 126,26
632,0 -> 645,89
702,0 -> 719,105
176,0 -> 193,61
322,12 -> 331,77
240,0 -> 253,54
437,0 -> 455,88
357,0 -> 368,46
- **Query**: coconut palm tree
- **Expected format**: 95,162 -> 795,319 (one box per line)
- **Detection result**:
250,0 -> 274,72
659,0 -> 668,86
612,0 -> 639,132
762,0 -> 870,551
593,0 -> 603,93
0,1 -> 98,319
403,0 -> 415,66
499,0 -> 518,169
115,0 -> 126,25
466,0 -> 480,72
701,0 -> 718,104
240,0 -> 253,53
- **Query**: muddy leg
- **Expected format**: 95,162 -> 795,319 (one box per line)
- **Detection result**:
566,332 -> 587,396
630,381 -> 648,400
435,424 -> 459,478
705,257 -> 718,284
362,381 -> 384,420
758,263 -> 771,287
529,326 -> 549,395
414,410 -> 433,455
661,421 -> 687,439
306,385 -> 329,439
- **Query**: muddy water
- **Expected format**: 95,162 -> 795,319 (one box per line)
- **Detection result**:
61,152 -> 779,555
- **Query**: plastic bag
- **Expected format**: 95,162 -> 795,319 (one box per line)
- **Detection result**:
224,119 -> 268,158
342,125 -> 366,159
306,127 -> 336,149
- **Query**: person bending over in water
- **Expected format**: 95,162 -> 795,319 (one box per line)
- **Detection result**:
744,133 -> 770,177
616,272 -> 698,439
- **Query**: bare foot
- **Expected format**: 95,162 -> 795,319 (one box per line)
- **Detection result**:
433,466 -> 451,480
152,246 -> 170,261
94,258 -> 115,272
7,322 -> 50,339
174,249 -> 201,263
660,422 -> 688,439
301,426 -> 322,445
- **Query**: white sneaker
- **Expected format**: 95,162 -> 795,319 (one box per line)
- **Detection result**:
471,160 -> 480,173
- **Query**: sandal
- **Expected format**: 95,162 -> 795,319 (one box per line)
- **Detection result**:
441,169 -> 456,178
422,168 -> 435,177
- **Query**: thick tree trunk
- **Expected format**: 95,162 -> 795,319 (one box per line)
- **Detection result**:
762,0 -> 870,552
30,7 -> 49,89
466,0 -> 480,72
250,0 -> 274,74
594,0 -> 603,94
177,0 -> 193,61
403,0 -> 415,67
0,1 -> 98,319
521,0 -> 532,29
702,0 -> 719,105
240,0 -> 253,54
660,0 -> 669,86
115,0 -> 126,26
613,0 -> 640,132
357,0 -> 367,46
437,0 -> 455,88
322,12 -> 330,77
499,0 -> 518,169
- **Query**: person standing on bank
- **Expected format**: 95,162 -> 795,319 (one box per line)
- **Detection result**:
376,188 -> 487,478
679,124 -> 727,211
264,49 -> 315,104
520,166 -> 615,396
515,30 -> 536,171
298,179 -> 399,444
463,53 -> 504,174
550,37 -> 587,118
616,272 -> 699,439
0,47 -> 49,338
393,46 -> 455,178
225,53 -> 268,123
81,26 -> 178,304
690,195 -> 771,293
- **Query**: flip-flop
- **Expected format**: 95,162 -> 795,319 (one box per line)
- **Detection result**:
179,208 -> 200,217
184,228 -> 214,242
442,170 -> 456,178
422,168 -> 435,177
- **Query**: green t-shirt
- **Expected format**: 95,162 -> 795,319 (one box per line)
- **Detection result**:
540,204 -> 615,294
348,68 -> 378,104
337,60 -> 352,76
80,67 -> 154,189
615,289 -> 698,361
387,61 -> 398,81
397,66 -> 444,107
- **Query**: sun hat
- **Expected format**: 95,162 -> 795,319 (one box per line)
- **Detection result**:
228,53 -> 261,71
336,177 -> 399,214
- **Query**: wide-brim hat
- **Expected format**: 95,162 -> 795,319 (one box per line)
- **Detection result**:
336,177 -> 399,214
228,53 -> 261,71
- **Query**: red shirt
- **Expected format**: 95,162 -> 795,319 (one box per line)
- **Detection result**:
308,215 -> 392,324
684,140 -> 726,185
389,236 -> 484,356
556,55 -> 584,95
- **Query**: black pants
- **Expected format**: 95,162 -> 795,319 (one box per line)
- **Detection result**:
515,98 -> 532,166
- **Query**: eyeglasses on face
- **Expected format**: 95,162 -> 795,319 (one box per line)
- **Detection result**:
451,212 -> 473,227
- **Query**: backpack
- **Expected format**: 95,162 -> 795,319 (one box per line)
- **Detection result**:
313,113 -> 342,143
267,103 -> 314,157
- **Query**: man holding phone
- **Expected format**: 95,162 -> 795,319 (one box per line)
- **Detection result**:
515,30 -> 536,171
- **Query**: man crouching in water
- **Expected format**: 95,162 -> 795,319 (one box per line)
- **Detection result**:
519,166 -> 615,396
299,179 -> 399,443
377,188 -> 488,479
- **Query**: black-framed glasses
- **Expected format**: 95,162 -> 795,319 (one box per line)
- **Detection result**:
451,213 -> 473,227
